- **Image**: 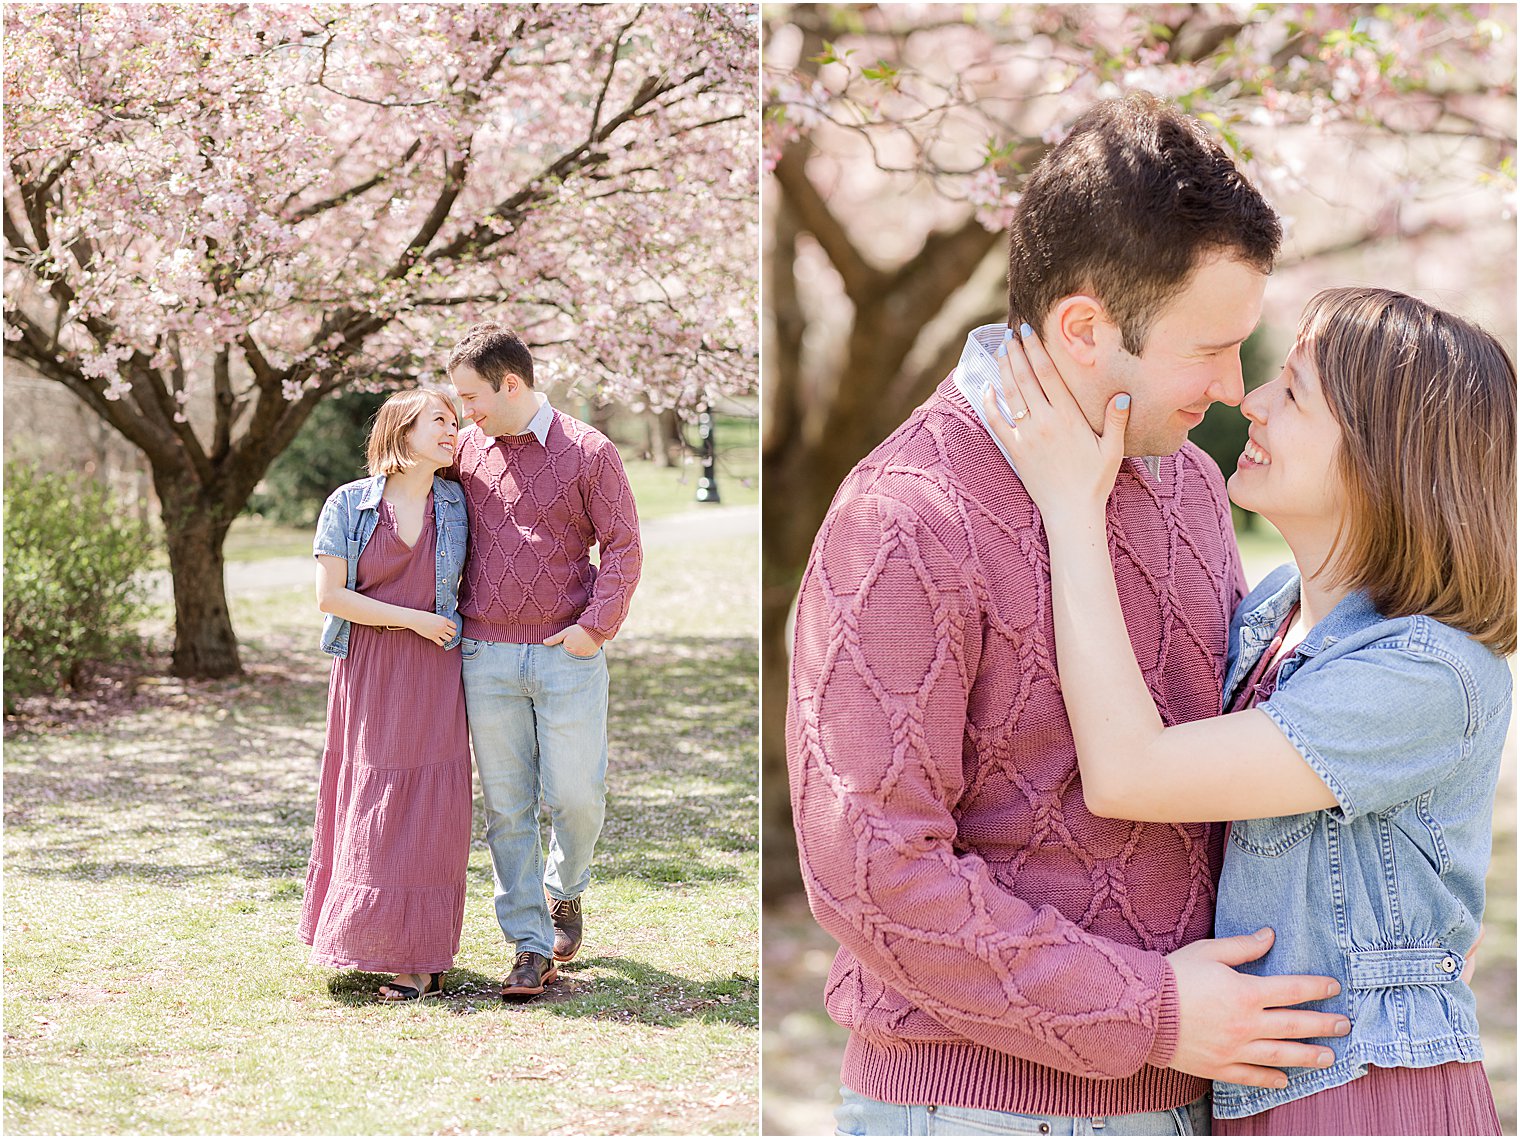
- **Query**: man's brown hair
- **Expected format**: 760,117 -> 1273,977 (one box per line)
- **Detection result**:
447,322 -> 535,391
366,389 -> 457,477
1007,93 -> 1282,355
1304,287 -> 1516,655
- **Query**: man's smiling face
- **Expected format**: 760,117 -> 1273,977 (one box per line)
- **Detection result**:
450,363 -> 514,437
1101,252 -> 1269,456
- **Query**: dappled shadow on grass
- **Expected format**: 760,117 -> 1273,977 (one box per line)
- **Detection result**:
543,956 -> 757,1027
599,635 -> 758,887
317,959 -> 757,1029
3,668 -> 327,882
4,634 -> 757,894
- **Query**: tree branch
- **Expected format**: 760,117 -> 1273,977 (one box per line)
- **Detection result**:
590,7 -> 645,136
771,142 -> 883,302
762,186 -> 804,460
212,347 -> 234,463
427,68 -> 703,264
288,139 -> 423,222
4,307 -> 171,459
388,142 -> 472,279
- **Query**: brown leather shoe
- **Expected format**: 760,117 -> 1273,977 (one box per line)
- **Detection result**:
549,895 -> 583,962
501,951 -> 557,1000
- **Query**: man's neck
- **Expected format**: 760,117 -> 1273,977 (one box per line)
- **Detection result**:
498,391 -> 543,437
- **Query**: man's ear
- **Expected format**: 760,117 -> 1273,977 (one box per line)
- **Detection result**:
1050,295 -> 1111,368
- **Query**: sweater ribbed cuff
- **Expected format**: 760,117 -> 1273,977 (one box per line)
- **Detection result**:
1144,959 -> 1182,1071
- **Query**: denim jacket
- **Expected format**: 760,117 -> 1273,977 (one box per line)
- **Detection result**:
313,474 -> 468,657
1211,564 -> 1511,1118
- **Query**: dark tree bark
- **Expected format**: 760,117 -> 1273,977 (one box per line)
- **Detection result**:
656,408 -> 685,467
761,136 -> 1006,897
155,474 -> 240,677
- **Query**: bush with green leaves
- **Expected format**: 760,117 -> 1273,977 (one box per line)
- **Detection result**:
248,389 -> 387,527
4,462 -> 155,700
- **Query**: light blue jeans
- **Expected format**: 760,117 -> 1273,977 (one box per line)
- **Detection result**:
834,1088 -> 1212,1136
461,638 -> 609,958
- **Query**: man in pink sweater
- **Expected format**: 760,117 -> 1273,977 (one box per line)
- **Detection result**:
446,322 -> 641,999
788,95 -> 1349,1133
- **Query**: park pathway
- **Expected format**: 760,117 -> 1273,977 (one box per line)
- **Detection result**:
142,503 -> 758,603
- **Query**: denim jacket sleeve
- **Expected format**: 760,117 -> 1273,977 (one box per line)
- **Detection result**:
1258,637 -> 1474,823
313,488 -> 352,561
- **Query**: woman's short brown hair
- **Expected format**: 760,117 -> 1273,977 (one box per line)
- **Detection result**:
365,389 -> 457,477
1303,287 -> 1516,655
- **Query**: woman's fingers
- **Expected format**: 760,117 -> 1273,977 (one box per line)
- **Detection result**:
1016,322 -> 1080,416
1098,394 -> 1131,468
982,388 -> 1017,448
993,330 -> 1032,426
999,326 -> 1050,414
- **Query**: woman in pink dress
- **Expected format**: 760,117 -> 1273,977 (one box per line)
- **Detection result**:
299,389 -> 473,1001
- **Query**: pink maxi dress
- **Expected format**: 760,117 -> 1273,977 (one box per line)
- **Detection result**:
298,494 -> 473,974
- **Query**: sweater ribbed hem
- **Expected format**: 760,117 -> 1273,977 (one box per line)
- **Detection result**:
841,1036 -> 1209,1118
462,617 -> 574,644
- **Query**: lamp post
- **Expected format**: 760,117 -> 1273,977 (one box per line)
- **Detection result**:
695,405 -> 720,504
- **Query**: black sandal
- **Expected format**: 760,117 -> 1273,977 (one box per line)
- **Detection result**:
378,972 -> 443,1002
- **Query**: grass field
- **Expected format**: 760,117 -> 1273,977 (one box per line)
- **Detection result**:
5,522 -> 759,1133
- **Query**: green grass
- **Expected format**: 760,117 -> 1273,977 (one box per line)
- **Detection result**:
1233,514 -> 1293,587
4,530 -> 758,1133
623,416 -> 759,520
222,517 -> 315,563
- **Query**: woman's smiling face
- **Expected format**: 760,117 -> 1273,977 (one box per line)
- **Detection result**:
1227,343 -> 1348,535
405,399 -> 459,470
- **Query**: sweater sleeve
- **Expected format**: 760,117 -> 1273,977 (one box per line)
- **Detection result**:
579,437 -> 642,640
787,490 -> 1180,1080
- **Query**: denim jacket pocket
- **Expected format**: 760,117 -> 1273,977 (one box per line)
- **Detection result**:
1230,811 -> 1318,857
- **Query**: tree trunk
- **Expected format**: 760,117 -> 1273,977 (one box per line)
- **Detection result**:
587,400 -> 614,438
760,167 -> 1005,898
657,408 -> 684,467
155,472 -> 241,678
761,586 -> 802,903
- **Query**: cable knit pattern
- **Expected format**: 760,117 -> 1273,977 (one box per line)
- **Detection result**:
451,411 -> 641,643
787,378 -> 1246,1117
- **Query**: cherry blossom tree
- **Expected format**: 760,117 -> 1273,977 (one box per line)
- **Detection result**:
761,3 -> 1516,891
5,2 -> 758,678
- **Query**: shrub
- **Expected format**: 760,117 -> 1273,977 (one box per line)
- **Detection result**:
4,462 -> 156,702
247,389 -> 387,526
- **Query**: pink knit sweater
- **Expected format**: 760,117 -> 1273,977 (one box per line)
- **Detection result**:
787,379 -> 1246,1117
450,411 -> 641,643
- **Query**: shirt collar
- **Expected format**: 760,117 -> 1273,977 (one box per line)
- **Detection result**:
951,323 -> 1162,482
1239,568 -> 1378,658
497,391 -> 553,446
